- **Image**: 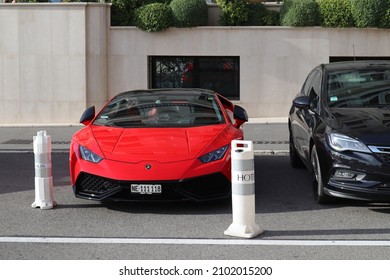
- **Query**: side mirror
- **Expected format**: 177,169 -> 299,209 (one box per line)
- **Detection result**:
80,106 -> 95,126
233,105 -> 248,128
293,96 -> 310,110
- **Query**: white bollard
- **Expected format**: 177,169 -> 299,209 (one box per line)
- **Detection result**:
224,140 -> 263,238
31,131 -> 56,210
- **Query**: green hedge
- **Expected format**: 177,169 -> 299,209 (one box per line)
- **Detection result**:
263,10 -> 280,26
350,0 -> 389,28
134,3 -> 172,32
53,0 -> 390,29
246,3 -> 279,26
111,0 -> 171,26
216,0 -> 249,26
111,0 -> 138,26
170,0 -> 208,27
381,3 -> 390,28
217,1 -> 278,26
317,0 -> 354,28
280,0 -> 320,27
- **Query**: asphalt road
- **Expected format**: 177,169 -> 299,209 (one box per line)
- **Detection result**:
1,153 -> 390,260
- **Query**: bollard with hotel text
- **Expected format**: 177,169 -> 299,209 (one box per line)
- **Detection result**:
31,130 -> 56,210
224,140 -> 263,238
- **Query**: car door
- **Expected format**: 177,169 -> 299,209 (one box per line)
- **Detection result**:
291,68 -> 322,162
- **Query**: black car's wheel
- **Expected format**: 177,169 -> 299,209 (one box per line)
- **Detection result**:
311,145 -> 330,204
289,132 -> 304,168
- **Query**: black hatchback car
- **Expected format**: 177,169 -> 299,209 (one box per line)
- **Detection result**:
289,60 -> 390,203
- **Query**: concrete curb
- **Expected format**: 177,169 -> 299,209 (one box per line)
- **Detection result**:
254,150 -> 289,156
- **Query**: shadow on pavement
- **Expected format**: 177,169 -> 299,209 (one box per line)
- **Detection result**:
2,153 -> 389,216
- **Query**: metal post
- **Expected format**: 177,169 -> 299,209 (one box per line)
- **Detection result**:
224,140 -> 262,238
31,131 -> 56,210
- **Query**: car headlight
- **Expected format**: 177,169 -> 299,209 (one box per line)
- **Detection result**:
327,133 -> 371,153
79,146 -> 103,163
198,145 -> 229,164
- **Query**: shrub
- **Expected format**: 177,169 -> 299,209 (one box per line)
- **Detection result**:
170,0 -> 208,27
111,0 -> 172,26
134,3 -> 172,32
263,10 -> 280,26
216,0 -> 249,26
317,0 -> 354,28
279,0 -> 292,20
246,3 -> 268,26
111,0 -> 139,26
350,0 -> 389,28
245,3 -> 280,26
380,4 -> 390,28
280,0 -> 320,27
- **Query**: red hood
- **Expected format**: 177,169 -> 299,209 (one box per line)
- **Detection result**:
89,125 -> 229,163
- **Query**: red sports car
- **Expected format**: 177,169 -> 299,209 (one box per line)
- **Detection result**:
69,88 -> 248,202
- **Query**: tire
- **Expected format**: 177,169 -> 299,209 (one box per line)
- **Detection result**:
289,132 -> 304,168
311,145 -> 331,204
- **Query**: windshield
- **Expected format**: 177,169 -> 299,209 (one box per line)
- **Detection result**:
327,68 -> 390,108
93,91 -> 225,128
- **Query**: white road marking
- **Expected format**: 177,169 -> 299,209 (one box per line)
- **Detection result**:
1,237 -> 390,247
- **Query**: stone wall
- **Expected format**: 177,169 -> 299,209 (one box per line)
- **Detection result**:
0,3 -> 109,124
109,26 -> 390,120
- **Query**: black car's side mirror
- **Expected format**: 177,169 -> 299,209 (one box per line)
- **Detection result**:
293,96 -> 311,110
80,106 -> 95,126
233,105 -> 248,128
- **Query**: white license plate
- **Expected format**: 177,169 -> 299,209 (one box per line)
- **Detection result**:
131,184 -> 162,194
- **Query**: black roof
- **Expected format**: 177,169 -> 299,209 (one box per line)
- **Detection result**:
321,60 -> 390,71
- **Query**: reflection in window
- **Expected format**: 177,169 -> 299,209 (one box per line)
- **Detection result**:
327,69 -> 390,108
150,56 -> 240,100
93,91 -> 225,128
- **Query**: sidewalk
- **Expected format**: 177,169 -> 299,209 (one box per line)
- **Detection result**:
244,122 -> 289,155
0,121 -> 289,154
0,125 -> 81,152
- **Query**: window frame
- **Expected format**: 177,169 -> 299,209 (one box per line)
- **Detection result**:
149,56 -> 240,100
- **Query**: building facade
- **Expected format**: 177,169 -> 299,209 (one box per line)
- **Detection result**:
1,3 -> 389,124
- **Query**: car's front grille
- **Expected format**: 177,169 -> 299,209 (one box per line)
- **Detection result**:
375,153 -> 390,164
76,173 -> 121,196
369,146 -> 390,165
377,183 -> 390,192
74,172 -> 231,202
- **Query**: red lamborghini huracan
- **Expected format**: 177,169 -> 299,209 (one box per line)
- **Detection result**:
69,88 -> 248,202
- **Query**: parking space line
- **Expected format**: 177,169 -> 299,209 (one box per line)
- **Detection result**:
1,237 -> 390,247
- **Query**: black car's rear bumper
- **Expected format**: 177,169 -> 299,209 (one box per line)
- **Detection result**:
73,172 -> 231,202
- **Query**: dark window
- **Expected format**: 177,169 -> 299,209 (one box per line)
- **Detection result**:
149,56 -> 240,100
302,71 -> 315,96
310,70 -> 322,110
302,68 -> 321,111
